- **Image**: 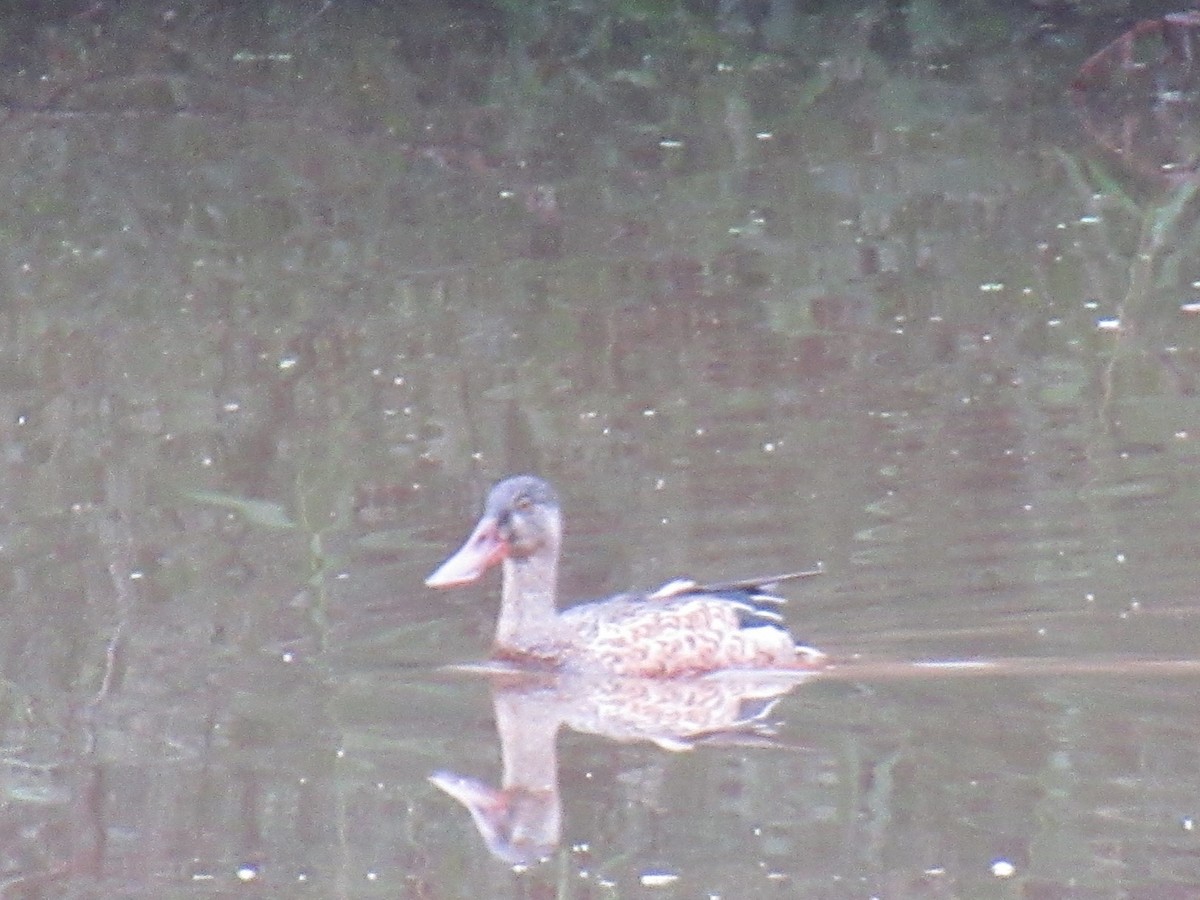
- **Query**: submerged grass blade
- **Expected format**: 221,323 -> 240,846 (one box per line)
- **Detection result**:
186,490 -> 297,529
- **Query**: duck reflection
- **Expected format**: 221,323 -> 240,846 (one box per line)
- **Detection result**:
429,667 -> 817,867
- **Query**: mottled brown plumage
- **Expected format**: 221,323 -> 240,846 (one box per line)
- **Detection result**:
425,475 -> 827,677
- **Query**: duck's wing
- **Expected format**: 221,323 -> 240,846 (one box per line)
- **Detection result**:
646,566 -> 823,606
693,566 -> 824,599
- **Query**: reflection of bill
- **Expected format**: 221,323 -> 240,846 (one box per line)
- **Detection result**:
429,667 -> 817,868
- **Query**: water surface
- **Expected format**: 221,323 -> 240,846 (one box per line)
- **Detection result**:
3,2 -> 1200,896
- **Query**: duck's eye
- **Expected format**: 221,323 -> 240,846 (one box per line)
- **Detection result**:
514,494 -> 533,511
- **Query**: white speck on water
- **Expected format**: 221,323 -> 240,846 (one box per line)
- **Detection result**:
278,356 -> 298,370
1184,816 -> 1194,831
366,872 -> 378,882
643,408 -> 657,417
1097,317 -> 1121,331
640,871 -> 680,887
980,282 -> 1004,292
236,866 -> 258,882
991,860 -> 1015,878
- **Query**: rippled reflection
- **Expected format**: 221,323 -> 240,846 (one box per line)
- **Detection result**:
429,666 -> 817,868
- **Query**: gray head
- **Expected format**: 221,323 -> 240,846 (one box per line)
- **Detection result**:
425,475 -> 563,587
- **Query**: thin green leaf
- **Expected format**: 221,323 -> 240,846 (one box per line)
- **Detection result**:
186,490 -> 297,529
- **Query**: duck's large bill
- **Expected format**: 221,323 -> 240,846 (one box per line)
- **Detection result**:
426,516 -> 508,587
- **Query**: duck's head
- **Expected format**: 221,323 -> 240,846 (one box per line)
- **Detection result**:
425,475 -> 562,588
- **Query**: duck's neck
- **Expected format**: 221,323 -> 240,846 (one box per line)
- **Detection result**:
496,551 -> 561,651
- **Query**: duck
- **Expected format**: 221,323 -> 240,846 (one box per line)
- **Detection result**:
425,475 -> 827,678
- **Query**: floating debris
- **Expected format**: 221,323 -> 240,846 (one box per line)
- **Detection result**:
640,871 -> 680,887
991,860 -> 1016,878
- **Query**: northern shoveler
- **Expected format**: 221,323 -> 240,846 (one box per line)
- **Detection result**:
425,475 -> 827,677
